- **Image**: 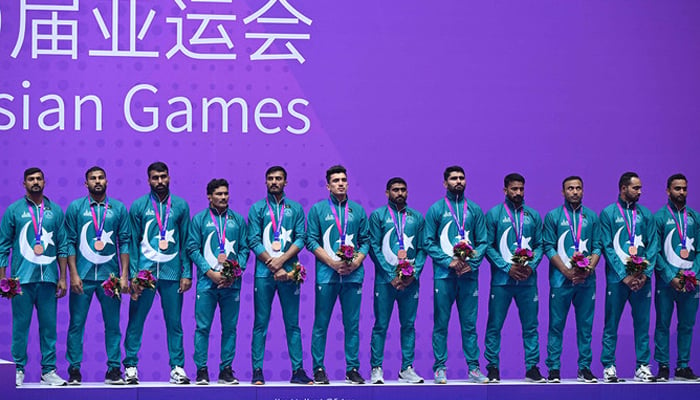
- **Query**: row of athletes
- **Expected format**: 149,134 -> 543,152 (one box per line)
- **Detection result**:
0,163 -> 697,387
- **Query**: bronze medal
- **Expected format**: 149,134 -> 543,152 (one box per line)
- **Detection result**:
680,248 -> 690,259
159,239 -> 168,251
94,240 -> 105,251
271,240 -> 282,251
217,253 -> 227,264
397,249 -> 407,259
33,243 -> 44,255
628,245 -> 637,256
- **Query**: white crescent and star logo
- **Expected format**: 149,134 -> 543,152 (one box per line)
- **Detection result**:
262,222 -> 292,257
140,219 -> 177,263
380,227 -> 415,266
203,231 -> 236,270
613,226 -> 644,265
19,221 -> 55,264
78,221 -> 115,264
439,221 -> 470,256
663,228 -> 693,269
322,225 -> 355,261
498,226 -> 531,260
556,231 -> 588,269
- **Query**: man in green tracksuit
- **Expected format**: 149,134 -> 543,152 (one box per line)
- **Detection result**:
188,178 -> 248,385
543,176 -> 601,383
0,167 -> 68,387
653,173 -> 700,382
65,166 -> 131,385
600,172 -> 658,383
484,173 -> 545,383
424,166 -> 488,384
123,161 -> 192,385
306,165 -> 369,385
368,177 -> 426,384
248,166 -> 312,385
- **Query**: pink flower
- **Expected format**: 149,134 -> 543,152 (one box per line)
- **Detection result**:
0,278 -> 9,293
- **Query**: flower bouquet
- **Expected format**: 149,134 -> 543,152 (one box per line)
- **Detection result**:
570,252 -> 593,273
625,255 -> 649,276
396,259 -> 415,282
102,273 -> 122,299
287,261 -> 307,284
221,259 -> 243,284
511,248 -> 533,265
676,270 -> 697,293
0,277 -> 22,299
131,269 -> 157,300
336,244 -> 355,264
453,241 -> 476,261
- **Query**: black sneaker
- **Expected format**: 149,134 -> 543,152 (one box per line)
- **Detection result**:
290,368 -> 313,385
252,368 -> 265,385
314,368 -> 330,384
105,368 -> 125,385
577,368 -> 598,383
218,366 -> 238,385
656,365 -> 669,382
195,367 -> 209,385
68,367 -> 82,386
547,369 -> 560,383
345,368 -> 365,384
525,366 -> 546,383
487,366 -> 500,383
675,367 -> 699,381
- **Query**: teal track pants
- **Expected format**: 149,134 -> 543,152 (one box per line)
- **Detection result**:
370,280 -> 419,370
311,282 -> 362,371
66,280 -> 122,369
123,280 -> 185,368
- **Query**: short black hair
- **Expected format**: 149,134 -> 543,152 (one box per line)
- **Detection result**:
443,166 -> 465,181
206,178 -> 229,195
504,173 -> 525,187
618,172 -> 639,190
325,165 -> 347,183
562,175 -> 583,190
85,166 -> 106,180
147,161 -> 169,175
386,177 -> 407,190
266,165 -> 287,180
23,167 -> 44,180
667,173 -> 687,189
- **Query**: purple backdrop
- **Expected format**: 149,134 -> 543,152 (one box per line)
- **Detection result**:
1,0 -> 699,383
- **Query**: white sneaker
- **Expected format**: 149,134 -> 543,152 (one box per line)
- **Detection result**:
604,365 -> 619,383
170,366 -> 190,384
40,370 -> 67,386
125,366 -> 139,384
370,366 -> 384,384
634,364 -> 655,382
398,366 -> 424,384
16,370 -> 24,387
468,368 -> 489,383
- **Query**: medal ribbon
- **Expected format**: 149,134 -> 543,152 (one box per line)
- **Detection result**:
266,197 -> 285,243
562,205 -> 583,252
151,195 -> 171,242
387,206 -> 407,250
26,200 -> 44,245
444,197 -> 468,241
616,202 -> 636,247
503,202 -> 524,248
208,209 -> 228,255
666,204 -> 688,250
328,198 -> 349,245
90,197 -> 109,241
